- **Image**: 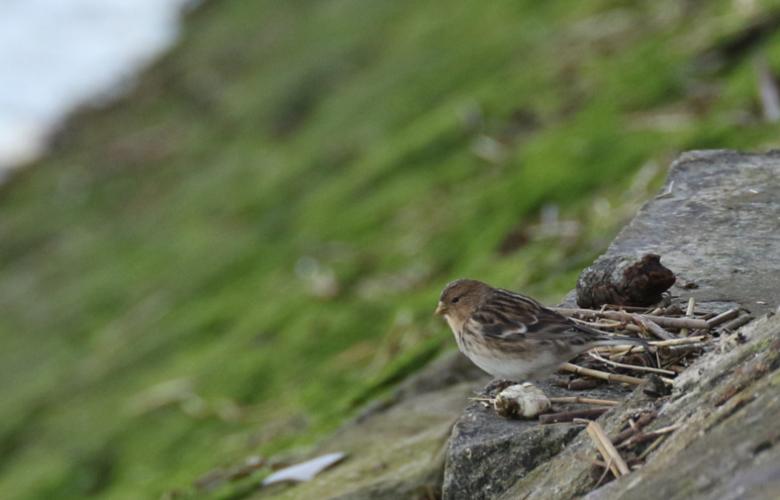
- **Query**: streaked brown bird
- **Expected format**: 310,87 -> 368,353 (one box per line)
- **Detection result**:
435,279 -> 647,382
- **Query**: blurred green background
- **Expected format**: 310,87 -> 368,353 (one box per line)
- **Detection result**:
2,0 -> 780,498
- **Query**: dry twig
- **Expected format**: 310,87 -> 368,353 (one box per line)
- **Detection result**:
617,424 -> 681,449
552,307 -> 710,330
588,352 -> 676,376
613,412 -> 657,445
721,314 -> 754,331
548,396 -> 619,406
571,317 -> 647,335
632,314 -> 677,340
680,297 -> 695,337
705,308 -> 740,328
583,420 -> 630,477
561,363 -> 645,386
600,304 -> 652,312
594,336 -> 706,355
539,407 -> 609,424
650,336 -> 707,346
637,431 -> 670,460
660,342 -> 708,355
554,377 -> 602,391
594,457 -> 614,487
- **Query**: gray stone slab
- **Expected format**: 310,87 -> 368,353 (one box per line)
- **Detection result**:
605,150 -> 780,315
444,150 -> 780,499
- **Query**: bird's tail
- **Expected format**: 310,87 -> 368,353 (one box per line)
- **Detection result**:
591,333 -> 655,367
591,334 -> 649,349
577,324 -> 655,364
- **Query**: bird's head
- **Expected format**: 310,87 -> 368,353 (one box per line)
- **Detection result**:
435,278 -> 490,325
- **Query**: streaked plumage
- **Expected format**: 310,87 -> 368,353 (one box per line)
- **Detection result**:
435,279 -> 647,381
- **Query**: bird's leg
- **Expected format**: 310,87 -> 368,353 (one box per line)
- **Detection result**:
480,378 -> 518,396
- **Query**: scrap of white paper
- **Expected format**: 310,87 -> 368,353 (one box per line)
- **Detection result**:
262,452 -> 346,486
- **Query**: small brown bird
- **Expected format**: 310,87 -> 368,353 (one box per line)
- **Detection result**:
435,279 -> 647,382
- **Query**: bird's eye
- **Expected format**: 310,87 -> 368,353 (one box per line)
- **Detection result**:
452,296 -> 461,304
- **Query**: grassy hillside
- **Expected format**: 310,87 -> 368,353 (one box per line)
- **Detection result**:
2,0 -> 780,498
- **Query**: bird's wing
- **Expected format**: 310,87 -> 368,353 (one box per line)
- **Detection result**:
469,288 -> 596,344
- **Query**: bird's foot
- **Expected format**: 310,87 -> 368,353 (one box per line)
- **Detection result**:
480,379 -> 518,397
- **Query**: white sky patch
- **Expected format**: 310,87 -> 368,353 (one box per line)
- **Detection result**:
0,0 -> 195,176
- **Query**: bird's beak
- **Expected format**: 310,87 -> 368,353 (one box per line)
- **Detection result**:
434,301 -> 446,316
